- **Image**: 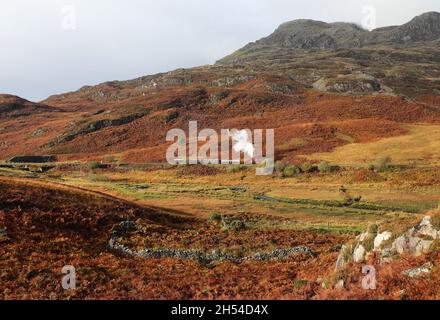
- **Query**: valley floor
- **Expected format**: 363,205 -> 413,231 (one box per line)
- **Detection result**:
1,162 -> 440,299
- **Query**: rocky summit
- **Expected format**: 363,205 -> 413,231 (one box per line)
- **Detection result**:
222,11 -> 440,53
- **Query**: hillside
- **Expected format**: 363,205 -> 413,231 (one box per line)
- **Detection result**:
0,12 -> 440,163
0,94 -> 56,118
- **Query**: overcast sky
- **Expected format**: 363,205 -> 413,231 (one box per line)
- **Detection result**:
1,0 -> 439,102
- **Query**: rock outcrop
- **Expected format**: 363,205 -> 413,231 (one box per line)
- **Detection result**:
222,12 -> 440,55
336,215 -> 440,271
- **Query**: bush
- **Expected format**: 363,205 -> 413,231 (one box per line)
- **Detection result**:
362,235 -> 376,252
275,161 -> 286,173
208,212 -> 222,223
89,161 -> 102,170
301,162 -> 318,173
367,224 -> 379,235
282,165 -> 301,177
318,161 -> 332,173
164,111 -> 179,124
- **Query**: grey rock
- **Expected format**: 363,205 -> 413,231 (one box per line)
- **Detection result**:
413,216 -> 439,239
404,262 -> 434,278
392,235 -> 407,255
337,215 -> 439,270
221,12 -> 440,60
353,244 -> 366,263
391,235 -> 433,257
374,231 -> 392,250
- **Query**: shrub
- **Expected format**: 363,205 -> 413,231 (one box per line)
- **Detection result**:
362,235 -> 376,252
209,90 -> 230,104
318,161 -> 332,173
274,161 -> 286,173
367,224 -> 379,235
89,161 -> 102,170
301,162 -> 318,173
282,165 -> 301,177
208,212 -> 222,223
223,219 -> 246,231
164,111 -> 179,124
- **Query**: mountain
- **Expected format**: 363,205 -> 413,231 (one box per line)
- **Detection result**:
221,11 -> 440,54
1,12 -> 440,162
217,12 -> 440,97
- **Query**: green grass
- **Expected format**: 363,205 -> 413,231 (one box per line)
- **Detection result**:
245,215 -> 363,234
375,199 -> 438,213
254,195 -> 422,213
103,183 -> 170,200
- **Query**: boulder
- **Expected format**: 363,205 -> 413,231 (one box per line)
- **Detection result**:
353,244 -> 366,263
392,236 -> 407,255
374,231 -> 392,250
413,216 -> 439,239
393,236 -> 434,257
404,262 -> 434,278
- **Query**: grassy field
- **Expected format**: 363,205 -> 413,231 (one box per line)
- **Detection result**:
2,161 -> 438,235
307,125 -> 440,166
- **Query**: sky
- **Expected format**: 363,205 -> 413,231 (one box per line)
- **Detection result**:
1,0 -> 439,102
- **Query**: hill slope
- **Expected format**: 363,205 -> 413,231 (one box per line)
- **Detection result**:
0,94 -> 56,118
1,12 -> 440,162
